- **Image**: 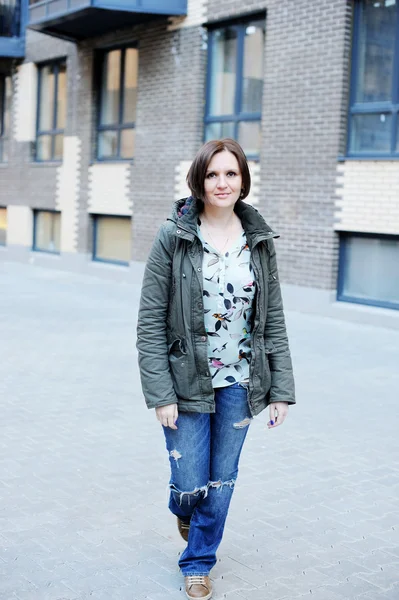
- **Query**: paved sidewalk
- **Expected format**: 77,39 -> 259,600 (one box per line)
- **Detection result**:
0,261 -> 399,600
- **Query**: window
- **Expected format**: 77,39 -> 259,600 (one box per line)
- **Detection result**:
97,48 -> 138,160
33,210 -> 61,253
0,0 -> 21,37
205,17 -> 265,158
338,233 -> 399,310
92,215 -> 131,265
348,0 -> 399,156
36,61 -> 67,161
0,76 -> 11,163
0,207 -> 6,245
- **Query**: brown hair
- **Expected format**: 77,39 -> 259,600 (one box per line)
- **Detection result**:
186,138 -> 251,201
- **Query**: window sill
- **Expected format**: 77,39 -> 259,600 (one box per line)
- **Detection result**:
32,248 -> 61,256
30,161 -> 63,167
90,158 -> 134,165
92,257 -> 129,267
338,155 -> 399,162
337,293 -> 399,312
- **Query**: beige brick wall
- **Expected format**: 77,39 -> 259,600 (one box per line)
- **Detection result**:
335,161 -> 399,235
168,0 -> 208,30
7,206 -> 33,246
88,164 -> 132,216
14,63 -> 38,143
55,136 -> 82,253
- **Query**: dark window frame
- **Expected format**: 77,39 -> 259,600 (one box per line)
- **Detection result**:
0,206 -> 6,246
32,209 -> 61,254
35,59 -> 67,163
337,231 -> 399,311
347,0 -> 399,158
204,14 -> 266,161
0,75 -> 10,163
96,46 -> 138,162
92,214 -> 131,266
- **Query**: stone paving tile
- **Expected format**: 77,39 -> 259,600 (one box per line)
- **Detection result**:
326,575 -> 381,598
292,588 -> 345,600
1,262 -> 399,599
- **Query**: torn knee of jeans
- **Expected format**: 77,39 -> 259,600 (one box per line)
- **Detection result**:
233,417 -> 252,429
170,449 -> 182,467
169,483 -> 208,506
208,478 -> 236,492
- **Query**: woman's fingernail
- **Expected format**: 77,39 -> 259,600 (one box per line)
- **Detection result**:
270,420 -> 274,425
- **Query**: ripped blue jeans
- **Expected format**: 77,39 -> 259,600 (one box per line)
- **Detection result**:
162,382 -> 252,575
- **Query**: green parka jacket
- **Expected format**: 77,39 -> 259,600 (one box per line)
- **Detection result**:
136,197 -> 295,416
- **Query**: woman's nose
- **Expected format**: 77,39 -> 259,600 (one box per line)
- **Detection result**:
217,177 -> 228,188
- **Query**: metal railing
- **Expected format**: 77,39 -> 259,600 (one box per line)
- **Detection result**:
0,0 -> 21,37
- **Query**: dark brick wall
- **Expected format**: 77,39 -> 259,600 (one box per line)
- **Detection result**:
71,21 -> 205,256
0,30 -> 77,213
0,2 -> 354,290
206,0 -> 353,290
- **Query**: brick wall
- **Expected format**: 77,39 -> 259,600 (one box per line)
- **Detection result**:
71,21 -> 205,259
1,1 -> 356,291
260,0 -> 352,289
0,30 -> 77,215
335,161 -> 399,235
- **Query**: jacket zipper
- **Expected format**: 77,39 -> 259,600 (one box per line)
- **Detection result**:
248,251 -> 261,413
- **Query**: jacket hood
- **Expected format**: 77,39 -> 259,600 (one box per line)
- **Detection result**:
168,196 -> 279,246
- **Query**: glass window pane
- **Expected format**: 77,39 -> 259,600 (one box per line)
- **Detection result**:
98,130 -> 118,159
0,207 -> 7,245
0,78 -> 4,136
56,63 -> 67,130
54,134 -> 64,160
238,121 -> 261,156
242,22 -> 265,113
120,128 -> 135,159
350,113 -> 391,153
342,235 -> 399,305
123,48 -> 138,124
37,134 -> 52,161
35,211 -> 61,252
0,0 -> 20,35
209,28 -> 238,116
100,50 -> 121,126
2,76 -> 12,135
0,77 -> 8,162
38,65 -> 55,131
95,216 -> 131,263
356,0 -> 396,103
205,121 -> 235,142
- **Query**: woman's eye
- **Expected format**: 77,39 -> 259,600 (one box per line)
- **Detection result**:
207,173 -> 216,178
227,171 -> 237,177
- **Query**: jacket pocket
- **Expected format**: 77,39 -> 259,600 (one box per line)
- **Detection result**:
167,333 -> 190,400
265,339 -> 277,354
264,339 -> 277,382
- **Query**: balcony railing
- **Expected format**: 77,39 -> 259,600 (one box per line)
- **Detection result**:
28,0 -> 187,40
0,0 -> 25,57
0,0 -> 21,37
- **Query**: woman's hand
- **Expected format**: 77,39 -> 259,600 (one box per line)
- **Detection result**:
156,403 -> 179,430
268,402 -> 289,429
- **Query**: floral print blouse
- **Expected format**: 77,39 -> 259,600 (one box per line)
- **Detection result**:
198,226 -> 256,388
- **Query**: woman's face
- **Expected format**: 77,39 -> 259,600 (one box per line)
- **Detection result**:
203,150 -> 242,210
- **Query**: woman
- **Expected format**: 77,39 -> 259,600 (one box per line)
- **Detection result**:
136,139 -> 295,600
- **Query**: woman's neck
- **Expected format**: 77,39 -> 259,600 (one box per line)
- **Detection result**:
200,205 -> 236,230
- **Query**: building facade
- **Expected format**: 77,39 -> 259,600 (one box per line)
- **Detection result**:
0,0 -> 398,311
